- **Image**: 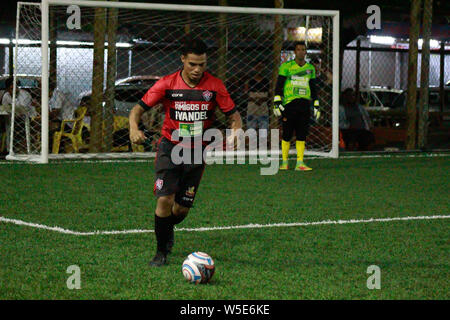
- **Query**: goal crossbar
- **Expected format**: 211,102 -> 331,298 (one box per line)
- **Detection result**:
45,0 -> 339,16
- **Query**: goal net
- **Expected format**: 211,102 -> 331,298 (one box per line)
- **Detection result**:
7,0 -> 339,163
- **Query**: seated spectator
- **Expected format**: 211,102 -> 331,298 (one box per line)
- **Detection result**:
311,57 -> 332,87
1,77 -> 36,151
245,61 -> 270,147
339,88 -> 375,151
1,77 -> 36,117
32,83 -> 76,149
49,86 -> 76,126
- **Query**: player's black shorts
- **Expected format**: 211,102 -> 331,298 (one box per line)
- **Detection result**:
281,98 -> 311,141
153,137 -> 206,208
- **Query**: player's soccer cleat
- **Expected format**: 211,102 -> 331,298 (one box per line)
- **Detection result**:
295,161 -> 312,171
149,251 -> 168,267
279,160 -> 289,170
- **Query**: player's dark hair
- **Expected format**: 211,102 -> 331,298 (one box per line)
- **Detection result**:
5,77 -> 14,89
294,41 -> 307,49
181,37 -> 207,56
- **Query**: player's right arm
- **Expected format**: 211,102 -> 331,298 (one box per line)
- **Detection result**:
273,63 -> 288,117
275,75 -> 287,97
129,104 -> 147,144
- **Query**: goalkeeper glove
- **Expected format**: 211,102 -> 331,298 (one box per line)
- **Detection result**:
313,100 -> 321,121
273,95 -> 285,117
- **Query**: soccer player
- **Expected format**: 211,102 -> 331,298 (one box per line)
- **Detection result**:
273,41 -> 319,171
129,38 -> 242,267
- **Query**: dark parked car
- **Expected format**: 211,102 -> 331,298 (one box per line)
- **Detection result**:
78,75 -> 161,116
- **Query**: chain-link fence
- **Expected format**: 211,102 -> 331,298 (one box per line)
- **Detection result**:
3,2 -> 339,160
342,39 -> 449,92
341,36 -> 449,149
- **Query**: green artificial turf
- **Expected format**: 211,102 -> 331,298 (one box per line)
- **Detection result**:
0,155 -> 449,299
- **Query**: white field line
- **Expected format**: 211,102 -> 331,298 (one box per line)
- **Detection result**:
1,215 -> 449,236
0,152 -> 449,165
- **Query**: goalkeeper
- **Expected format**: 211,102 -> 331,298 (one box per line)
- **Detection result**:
273,41 -> 319,171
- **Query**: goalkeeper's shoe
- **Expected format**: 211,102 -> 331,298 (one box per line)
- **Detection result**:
149,251 -> 168,267
295,161 -> 312,171
279,160 -> 289,170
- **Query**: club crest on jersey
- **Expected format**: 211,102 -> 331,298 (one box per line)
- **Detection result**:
202,90 -> 213,102
185,186 -> 196,197
155,178 -> 164,190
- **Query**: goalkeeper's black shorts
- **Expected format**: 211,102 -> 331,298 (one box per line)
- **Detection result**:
153,137 -> 206,208
281,98 -> 311,141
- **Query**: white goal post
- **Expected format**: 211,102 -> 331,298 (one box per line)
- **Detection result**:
7,0 -> 339,163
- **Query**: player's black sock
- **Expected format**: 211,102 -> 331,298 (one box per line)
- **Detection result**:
154,214 -> 172,254
170,212 -> 188,225
165,211 -> 187,253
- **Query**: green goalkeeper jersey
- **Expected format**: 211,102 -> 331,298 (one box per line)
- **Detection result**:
278,60 -> 316,105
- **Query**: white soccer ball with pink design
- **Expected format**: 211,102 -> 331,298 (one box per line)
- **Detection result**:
182,252 -> 215,284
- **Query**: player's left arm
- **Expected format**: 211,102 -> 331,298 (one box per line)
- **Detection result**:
309,68 -> 320,120
225,110 -> 242,150
216,81 -> 242,129
227,110 -> 242,132
215,79 -> 243,148
310,78 -> 319,106
310,64 -> 319,103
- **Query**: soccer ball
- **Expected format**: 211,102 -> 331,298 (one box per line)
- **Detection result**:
182,252 -> 215,284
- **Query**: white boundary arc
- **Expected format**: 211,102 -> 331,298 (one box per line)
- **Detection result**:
1,150 -> 449,165
1,215 -> 448,236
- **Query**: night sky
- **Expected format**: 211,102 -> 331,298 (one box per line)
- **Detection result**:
0,0 -> 448,40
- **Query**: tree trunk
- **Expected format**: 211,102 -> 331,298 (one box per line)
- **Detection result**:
271,0 -> 284,127
89,6 -> 106,153
355,39 -> 361,104
418,0 -> 433,149
405,0 -> 422,150
104,1 -> 118,152
185,12 -> 191,35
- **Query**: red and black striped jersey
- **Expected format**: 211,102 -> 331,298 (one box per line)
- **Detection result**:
139,70 -> 236,144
